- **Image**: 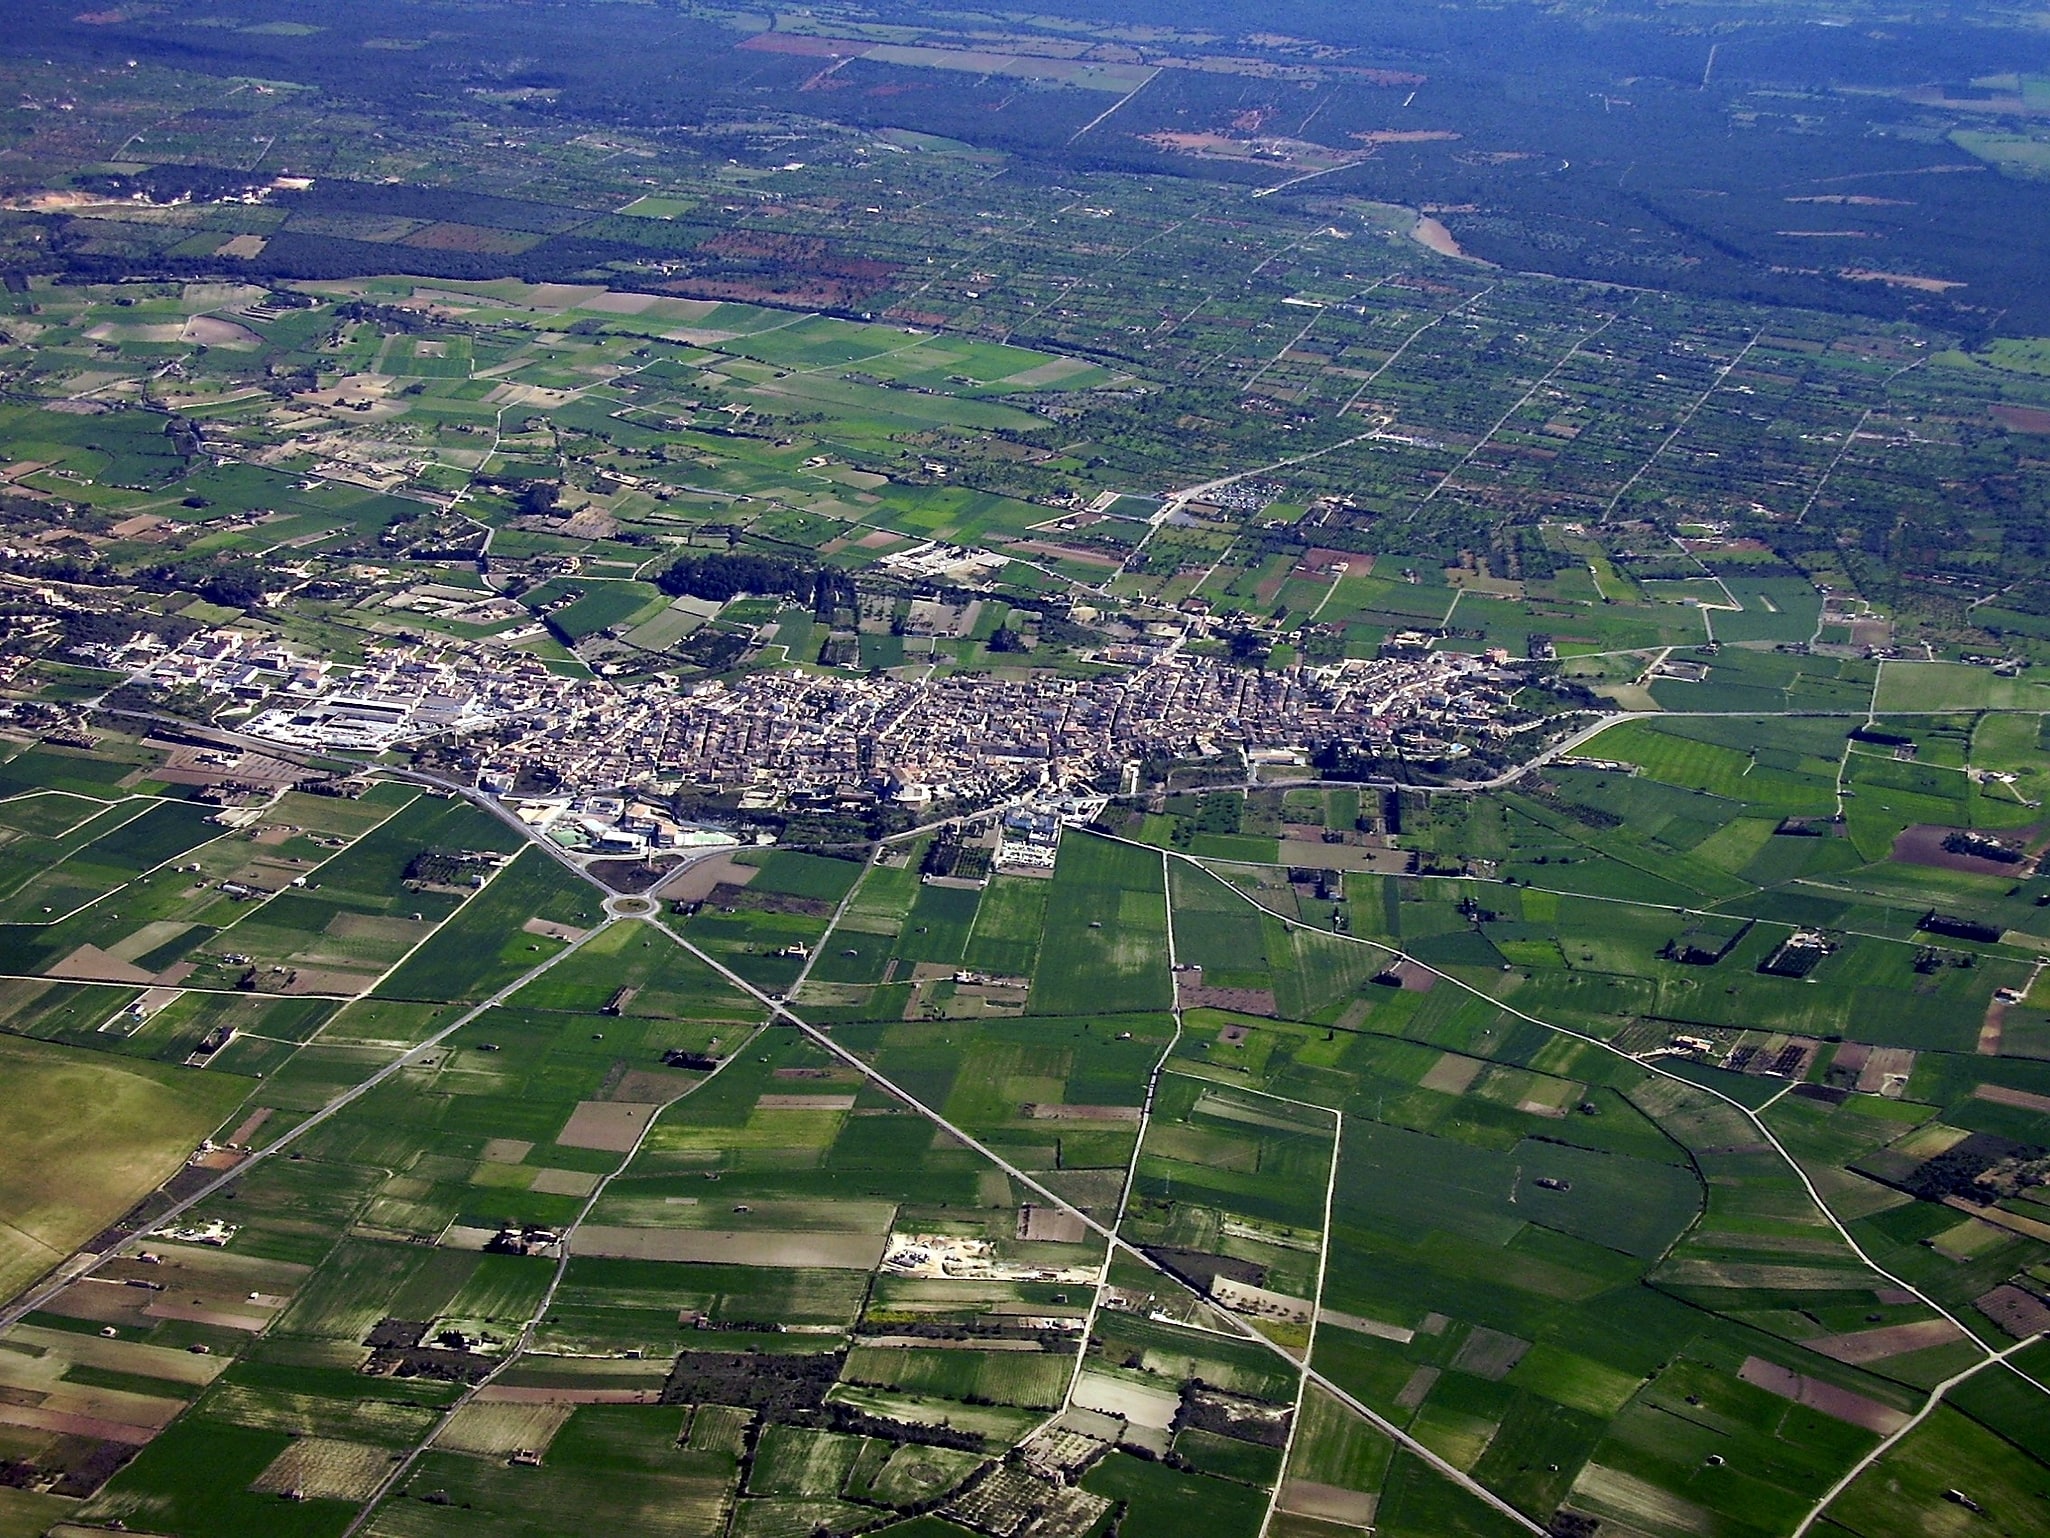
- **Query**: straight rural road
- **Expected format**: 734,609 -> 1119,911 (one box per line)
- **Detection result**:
0,919 -> 620,1333
648,911 -> 1553,1536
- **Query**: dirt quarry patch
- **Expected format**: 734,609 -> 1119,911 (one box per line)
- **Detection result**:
1737,1356 -> 1908,1434
555,1101 -> 662,1152
569,1226 -> 884,1269
1412,216 -> 1484,262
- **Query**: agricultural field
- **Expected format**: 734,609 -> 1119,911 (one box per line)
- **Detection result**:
37,750 -> 2032,1538
2,0 -> 2050,1531
3,733 -> 2050,1538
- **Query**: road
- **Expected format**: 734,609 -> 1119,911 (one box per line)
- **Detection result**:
339,1021 -> 770,1538
1790,1330 -> 2049,1538
0,918 -> 620,1334
1060,848 -> 1183,1415
646,910 -> 1551,1536
1107,831 -> 2048,1536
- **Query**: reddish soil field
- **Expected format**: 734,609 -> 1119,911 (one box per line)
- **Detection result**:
1993,404 -> 2050,434
1976,1283 -> 2050,1338
0,1406 -> 158,1443
1975,1082 -> 2050,1114
402,223 -> 541,255
1178,983 -> 1280,1014
1809,1318 -> 1963,1364
1018,1204 -> 1087,1243
1004,539 -> 1121,569
1385,959 -> 1437,992
738,32 -> 869,57
47,945 -> 154,984
1737,1357 -> 1907,1434
1891,822 -> 2038,877
701,230 -> 827,263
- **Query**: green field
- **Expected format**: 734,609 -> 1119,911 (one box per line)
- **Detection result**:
0,1034 -> 250,1300
1030,835 -> 1172,1015
6,52 -> 2050,1538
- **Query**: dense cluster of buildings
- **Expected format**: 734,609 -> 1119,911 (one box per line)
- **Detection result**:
460,645 -> 1522,807
105,625 -> 1526,812
101,628 -> 330,701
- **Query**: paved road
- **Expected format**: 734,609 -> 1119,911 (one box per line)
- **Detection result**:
648,912 -> 1550,1536
0,920 -> 618,1333
339,1021 -> 770,1538
1791,1330 -> 2049,1538
1062,849 -> 1184,1415
1113,830 -> 2042,1537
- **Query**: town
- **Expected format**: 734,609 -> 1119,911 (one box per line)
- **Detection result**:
96,623 -> 1530,821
